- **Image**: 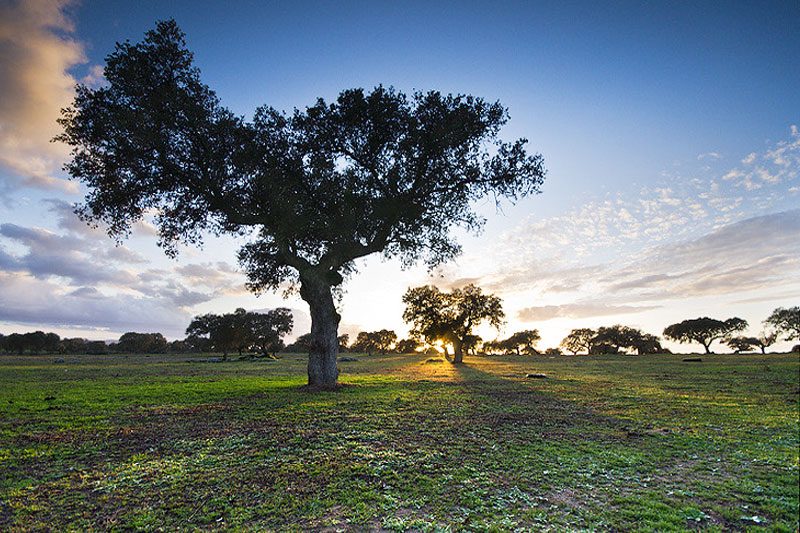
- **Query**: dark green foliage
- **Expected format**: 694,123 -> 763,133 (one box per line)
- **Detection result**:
117,332 -> 168,354
285,333 -> 313,353
726,336 -> 759,353
186,308 -> 293,359
0,331 -> 60,354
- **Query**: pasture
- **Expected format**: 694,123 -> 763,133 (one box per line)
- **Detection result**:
1,352 -> 798,531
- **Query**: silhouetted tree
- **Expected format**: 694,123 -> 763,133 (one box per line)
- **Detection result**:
587,326 -> 661,355
560,328 -> 595,355
663,317 -> 747,354
462,334 -> 482,356
764,306 -> 799,341
630,333 -> 663,355
59,337 -> 88,354
375,330 -> 397,354
754,331 -> 778,354
352,332 -> 381,355
402,284 -> 504,363
3,333 -> 24,354
57,21 -> 545,389
502,330 -> 541,355
726,336 -> 759,354
395,338 -> 421,354
337,334 -> 350,353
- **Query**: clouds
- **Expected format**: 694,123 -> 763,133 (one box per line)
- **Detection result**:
0,272 -> 190,335
489,210 -> 800,325
0,197 -> 253,335
0,0 -> 85,193
517,303 -> 660,322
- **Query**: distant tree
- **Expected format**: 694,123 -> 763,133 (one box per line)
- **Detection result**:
168,339 -> 190,353
726,336 -> 759,354
402,284 -> 504,363
85,340 -> 109,355
502,330 -> 541,355
57,20 -> 546,389
248,308 -> 294,356
117,332 -> 168,354
764,306 -> 799,341
590,326 -> 634,354
754,331 -> 778,354
544,347 -> 562,356
285,333 -> 313,353
395,338 -> 421,354
728,332 -> 778,354
481,339 -> 502,355
352,332 -> 381,355
462,334 -> 482,356
337,334 -> 350,353
375,330 -> 397,354
630,333 -> 663,355
59,337 -> 88,354
586,326 -> 661,355
5,333 -> 25,354
186,311 -> 246,360
184,334 -> 212,353
663,317 -> 748,354
560,328 -> 596,355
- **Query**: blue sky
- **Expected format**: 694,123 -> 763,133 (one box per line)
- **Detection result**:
0,0 -> 798,352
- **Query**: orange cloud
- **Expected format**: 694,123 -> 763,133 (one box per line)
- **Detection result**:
0,0 -> 85,192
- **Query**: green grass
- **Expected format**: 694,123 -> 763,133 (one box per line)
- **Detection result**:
1,352 -> 797,531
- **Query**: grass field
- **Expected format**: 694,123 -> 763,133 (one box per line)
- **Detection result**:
1,352 -> 798,531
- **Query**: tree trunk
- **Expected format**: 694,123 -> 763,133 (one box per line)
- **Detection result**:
452,337 -> 464,364
702,341 -> 711,354
299,272 -> 340,389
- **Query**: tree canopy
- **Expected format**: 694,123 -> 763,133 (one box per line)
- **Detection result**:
559,328 -> 596,355
186,308 -> 293,360
402,284 -> 504,363
56,20 -> 546,388
663,317 -> 747,354
764,306 -> 799,341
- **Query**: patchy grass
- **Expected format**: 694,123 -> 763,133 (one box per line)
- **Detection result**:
0,352 -> 797,530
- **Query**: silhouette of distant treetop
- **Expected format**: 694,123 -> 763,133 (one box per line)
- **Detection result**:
765,306 -> 799,341
56,20 -> 546,389
663,316 -> 747,354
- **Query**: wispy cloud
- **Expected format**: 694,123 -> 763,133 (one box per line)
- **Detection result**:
517,303 -> 660,322
484,210 -> 800,317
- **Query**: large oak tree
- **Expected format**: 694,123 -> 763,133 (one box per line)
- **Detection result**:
57,21 -> 545,388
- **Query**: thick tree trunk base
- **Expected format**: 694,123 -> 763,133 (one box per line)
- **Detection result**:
299,271 -> 341,390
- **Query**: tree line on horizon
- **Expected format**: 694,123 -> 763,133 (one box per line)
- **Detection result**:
2,301 -> 797,357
